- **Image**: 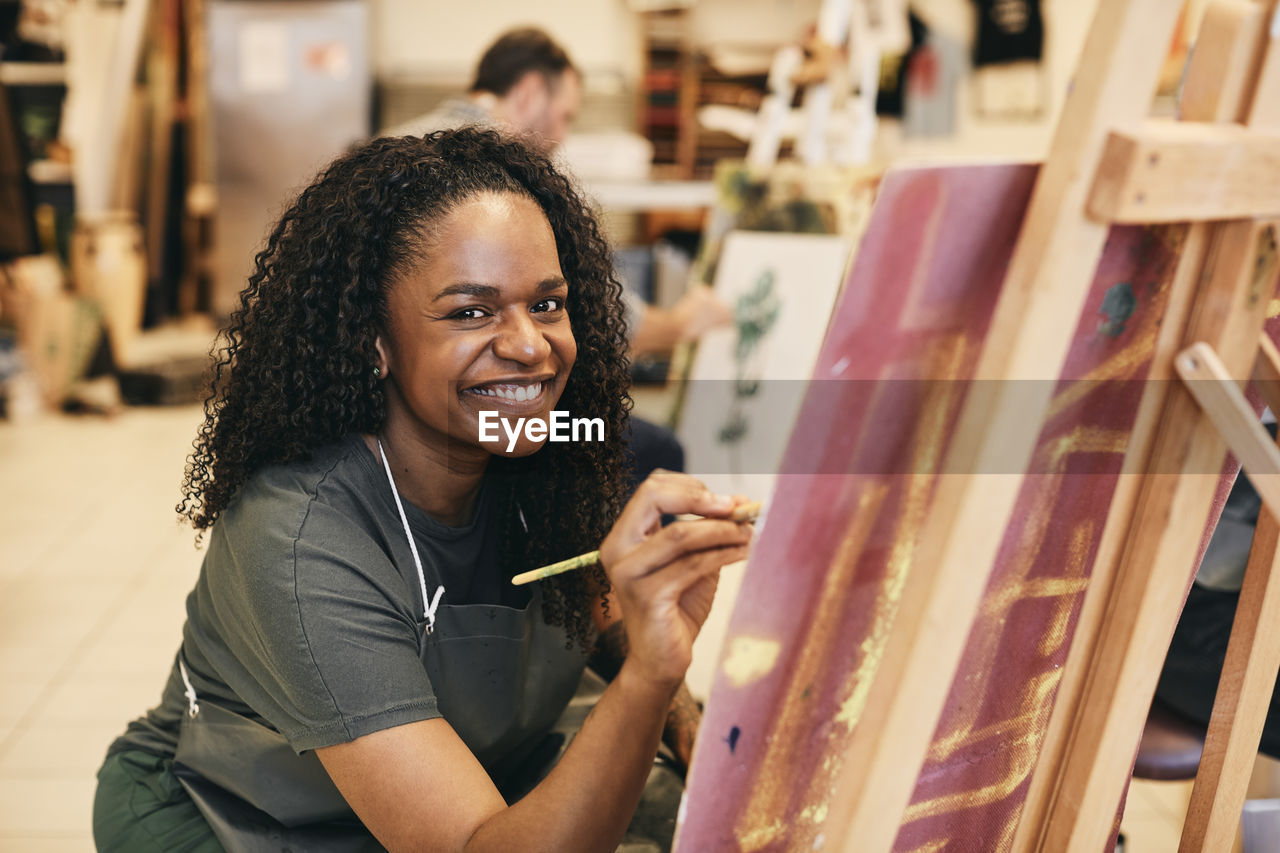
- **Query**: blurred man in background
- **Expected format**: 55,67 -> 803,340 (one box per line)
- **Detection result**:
382,26 -> 731,359
383,28 -> 581,154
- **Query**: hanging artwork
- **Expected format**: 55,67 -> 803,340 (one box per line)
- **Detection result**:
715,267 -> 782,467
877,8 -> 967,136
972,0 -> 1044,67
902,26 -> 966,137
669,158 -> 877,422
970,0 -> 1046,119
692,159 -> 879,291
677,230 -> 852,495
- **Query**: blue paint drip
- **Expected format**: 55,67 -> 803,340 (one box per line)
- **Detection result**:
726,725 -> 741,753
1098,282 -> 1137,338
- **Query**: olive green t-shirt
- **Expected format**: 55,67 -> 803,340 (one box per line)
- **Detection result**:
110,433 -> 529,758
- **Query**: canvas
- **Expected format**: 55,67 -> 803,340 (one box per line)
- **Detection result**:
692,160 -> 879,292
674,161 -> 1280,851
678,230 -> 853,492
676,230 -> 852,698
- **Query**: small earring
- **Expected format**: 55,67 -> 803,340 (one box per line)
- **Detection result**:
372,366 -> 382,378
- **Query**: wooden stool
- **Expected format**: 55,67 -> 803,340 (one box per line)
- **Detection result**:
1133,698 -> 1208,782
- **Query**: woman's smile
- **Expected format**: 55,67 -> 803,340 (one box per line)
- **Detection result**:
461,375 -> 556,413
376,191 -> 577,459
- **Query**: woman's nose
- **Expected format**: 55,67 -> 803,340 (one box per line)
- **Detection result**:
492,312 -> 552,364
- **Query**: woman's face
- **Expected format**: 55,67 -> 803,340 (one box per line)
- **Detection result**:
376,191 -> 577,459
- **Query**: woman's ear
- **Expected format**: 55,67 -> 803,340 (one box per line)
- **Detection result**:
508,69 -> 550,126
373,334 -> 391,379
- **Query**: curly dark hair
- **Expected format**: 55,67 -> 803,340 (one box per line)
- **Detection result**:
178,128 -> 632,650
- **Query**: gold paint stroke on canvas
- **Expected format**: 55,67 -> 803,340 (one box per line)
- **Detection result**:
1044,328 -> 1158,423
722,636 -> 783,688
902,842 -> 948,853
1039,521 -> 1097,657
732,482 -> 888,851
1039,427 -> 1131,472
925,475 -> 1059,764
784,337 -> 972,847
828,336 -> 970,751
920,428 -> 1121,767
918,655 -> 1070,785
902,427 -> 1123,847
902,669 -> 1066,824
917,435 -> 1120,772
837,378 -> 961,731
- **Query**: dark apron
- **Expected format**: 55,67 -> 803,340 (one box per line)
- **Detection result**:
172,585 -> 586,853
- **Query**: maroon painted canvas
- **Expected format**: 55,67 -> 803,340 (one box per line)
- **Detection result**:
674,162 -> 1279,851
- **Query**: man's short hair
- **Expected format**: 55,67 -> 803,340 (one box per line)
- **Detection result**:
470,27 -> 576,96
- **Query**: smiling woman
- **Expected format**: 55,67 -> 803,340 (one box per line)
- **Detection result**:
374,191 -> 579,466
90,128 -> 754,853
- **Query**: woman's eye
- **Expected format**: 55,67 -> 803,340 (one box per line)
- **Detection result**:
533,297 -> 564,313
450,307 -> 490,321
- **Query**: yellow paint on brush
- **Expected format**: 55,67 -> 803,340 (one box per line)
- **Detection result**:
511,500 -> 762,586
510,550 -> 601,586
721,636 -> 782,687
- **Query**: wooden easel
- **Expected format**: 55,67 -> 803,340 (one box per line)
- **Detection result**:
803,0 -> 1280,850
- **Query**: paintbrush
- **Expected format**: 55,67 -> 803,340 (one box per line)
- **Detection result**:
510,500 -> 762,586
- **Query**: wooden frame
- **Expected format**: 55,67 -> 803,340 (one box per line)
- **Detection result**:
1020,1 -> 1280,849
1089,121 -> 1280,224
820,1 -> 1191,848
673,2 -> 1280,849
1177,336 -> 1280,851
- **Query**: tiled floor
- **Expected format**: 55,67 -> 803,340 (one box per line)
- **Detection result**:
1121,779 -> 1195,853
0,403 -> 207,850
0,402 -> 1238,850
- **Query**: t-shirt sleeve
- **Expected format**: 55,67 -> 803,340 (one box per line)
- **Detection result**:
202,487 -> 440,753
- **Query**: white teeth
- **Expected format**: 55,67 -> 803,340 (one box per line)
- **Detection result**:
471,382 -> 542,402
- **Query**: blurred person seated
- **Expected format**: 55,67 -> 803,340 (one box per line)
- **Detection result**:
1156,420 -> 1280,758
381,26 -> 731,365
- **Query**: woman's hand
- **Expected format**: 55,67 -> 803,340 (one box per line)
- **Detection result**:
598,471 -> 754,688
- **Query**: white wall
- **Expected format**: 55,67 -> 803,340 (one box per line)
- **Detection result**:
370,0 -> 644,90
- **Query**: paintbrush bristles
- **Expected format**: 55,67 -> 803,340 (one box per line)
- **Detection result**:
509,500 -> 762,586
